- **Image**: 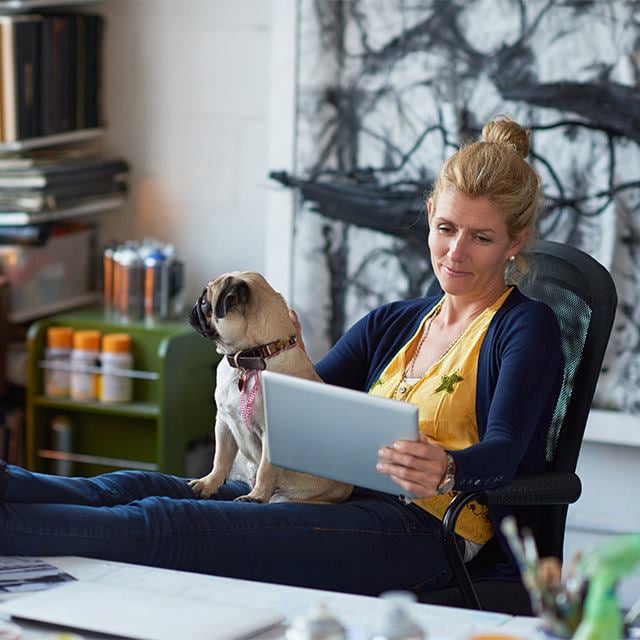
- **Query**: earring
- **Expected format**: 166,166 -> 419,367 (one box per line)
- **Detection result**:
508,255 -> 516,262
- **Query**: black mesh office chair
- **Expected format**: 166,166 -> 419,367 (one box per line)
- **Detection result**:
418,240 -> 618,615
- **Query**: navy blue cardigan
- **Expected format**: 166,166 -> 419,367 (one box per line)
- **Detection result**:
315,287 -> 564,578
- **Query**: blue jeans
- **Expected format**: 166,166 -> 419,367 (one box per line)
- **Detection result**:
0,465 -> 456,596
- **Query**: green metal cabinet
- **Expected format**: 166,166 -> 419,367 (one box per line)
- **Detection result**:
26,309 -> 221,476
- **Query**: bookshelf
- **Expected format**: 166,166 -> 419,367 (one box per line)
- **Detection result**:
0,0 -> 99,11
0,0 -> 122,468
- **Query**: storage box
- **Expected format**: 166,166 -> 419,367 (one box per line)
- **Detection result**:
0,228 -> 95,323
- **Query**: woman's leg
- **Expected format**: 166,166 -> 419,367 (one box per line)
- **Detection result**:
0,487 -> 454,596
1,463 -> 199,505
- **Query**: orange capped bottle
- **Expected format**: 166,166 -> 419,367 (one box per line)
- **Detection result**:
70,330 -> 101,401
100,333 -> 134,403
44,326 -> 74,398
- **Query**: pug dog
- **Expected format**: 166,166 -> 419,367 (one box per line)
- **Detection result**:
189,271 -> 353,504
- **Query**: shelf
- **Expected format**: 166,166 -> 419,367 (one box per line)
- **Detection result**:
585,408 -> 640,448
9,292 -> 100,324
0,0 -> 99,9
0,193 -> 126,227
0,128 -> 104,152
33,395 -> 160,418
38,360 -> 160,381
37,449 -> 159,472
27,312 -> 221,475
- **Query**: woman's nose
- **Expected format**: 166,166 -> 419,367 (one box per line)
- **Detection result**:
448,235 -> 466,261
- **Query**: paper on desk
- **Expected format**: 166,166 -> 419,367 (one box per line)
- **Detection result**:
0,557 -> 75,597
0,581 -> 284,640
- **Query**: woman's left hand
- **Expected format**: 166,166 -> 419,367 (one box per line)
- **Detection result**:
376,434 -> 449,498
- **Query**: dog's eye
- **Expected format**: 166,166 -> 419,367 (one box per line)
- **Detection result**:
200,297 -> 212,315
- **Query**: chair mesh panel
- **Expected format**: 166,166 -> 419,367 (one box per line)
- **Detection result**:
520,280 -> 591,464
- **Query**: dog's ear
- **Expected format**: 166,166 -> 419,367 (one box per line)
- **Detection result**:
215,278 -> 251,319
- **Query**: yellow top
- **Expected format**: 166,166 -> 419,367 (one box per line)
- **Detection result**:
47,326 -> 73,349
369,288 -> 513,544
73,330 -> 101,352
102,333 -> 132,353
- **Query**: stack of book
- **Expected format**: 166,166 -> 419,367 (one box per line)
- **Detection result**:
0,148 -> 129,241
0,12 -> 103,143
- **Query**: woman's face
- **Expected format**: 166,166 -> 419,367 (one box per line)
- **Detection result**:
427,190 -> 525,301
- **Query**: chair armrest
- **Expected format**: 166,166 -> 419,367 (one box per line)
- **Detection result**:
482,472 -> 582,506
437,472 -> 582,611
442,472 -> 581,536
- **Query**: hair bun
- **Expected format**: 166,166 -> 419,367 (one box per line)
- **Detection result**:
481,115 -> 530,158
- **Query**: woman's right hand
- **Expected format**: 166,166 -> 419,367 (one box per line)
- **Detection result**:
376,434 -> 450,498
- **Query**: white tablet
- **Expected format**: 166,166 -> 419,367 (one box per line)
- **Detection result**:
262,370 -> 420,497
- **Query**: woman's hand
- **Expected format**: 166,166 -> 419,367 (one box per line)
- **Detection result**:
376,434 -> 449,498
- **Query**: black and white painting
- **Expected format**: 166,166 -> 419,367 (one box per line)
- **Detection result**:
282,0 -> 640,414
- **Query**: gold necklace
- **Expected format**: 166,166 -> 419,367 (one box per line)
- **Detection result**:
405,304 -> 441,379
392,303 -> 442,400
394,302 -> 487,400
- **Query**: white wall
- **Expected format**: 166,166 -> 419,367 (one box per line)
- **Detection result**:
97,0 -> 278,304
565,411 -> 640,609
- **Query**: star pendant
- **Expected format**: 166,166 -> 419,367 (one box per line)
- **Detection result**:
434,372 -> 464,394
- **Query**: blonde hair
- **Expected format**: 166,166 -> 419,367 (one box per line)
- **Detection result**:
430,115 -> 542,281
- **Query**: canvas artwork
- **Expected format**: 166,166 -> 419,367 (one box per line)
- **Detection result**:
279,0 -> 640,414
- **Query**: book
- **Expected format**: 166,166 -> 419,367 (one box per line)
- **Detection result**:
83,14 -> 103,129
0,144 -> 99,170
0,179 -> 128,212
15,15 -> 42,140
41,15 -> 73,135
0,17 -> 18,142
0,157 -> 129,188
0,192 -> 126,226
0,15 -> 43,142
0,223 -> 51,245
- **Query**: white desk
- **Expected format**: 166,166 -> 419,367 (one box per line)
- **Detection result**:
0,556 -> 541,639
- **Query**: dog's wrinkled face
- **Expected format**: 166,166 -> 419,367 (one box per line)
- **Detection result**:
189,274 -> 251,343
190,271 -> 294,354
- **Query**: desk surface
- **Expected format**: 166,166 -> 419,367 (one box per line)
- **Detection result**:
0,556 -> 541,640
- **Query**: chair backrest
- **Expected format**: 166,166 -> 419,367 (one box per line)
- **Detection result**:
425,240 -> 617,559
516,240 -> 617,558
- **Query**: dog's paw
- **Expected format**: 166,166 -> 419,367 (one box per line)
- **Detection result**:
233,494 -> 267,504
188,477 -> 221,499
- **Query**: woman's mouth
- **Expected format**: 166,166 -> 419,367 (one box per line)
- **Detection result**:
441,264 -> 470,277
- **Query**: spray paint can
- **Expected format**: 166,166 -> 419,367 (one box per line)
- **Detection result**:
102,241 -> 118,316
164,244 -> 185,318
113,242 -> 144,321
144,248 -> 169,323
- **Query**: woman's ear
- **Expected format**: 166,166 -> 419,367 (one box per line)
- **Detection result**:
509,230 -> 529,257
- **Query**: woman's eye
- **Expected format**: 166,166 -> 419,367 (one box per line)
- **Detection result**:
437,225 -> 453,234
474,235 -> 491,243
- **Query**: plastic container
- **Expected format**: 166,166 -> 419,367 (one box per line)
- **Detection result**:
44,326 -> 73,398
70,330 -> 101,401
285,602 -> 346,640
99,333 -> 134,403
372,592 -> 426,640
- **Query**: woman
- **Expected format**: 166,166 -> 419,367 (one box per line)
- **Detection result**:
0,116 -> 563,597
